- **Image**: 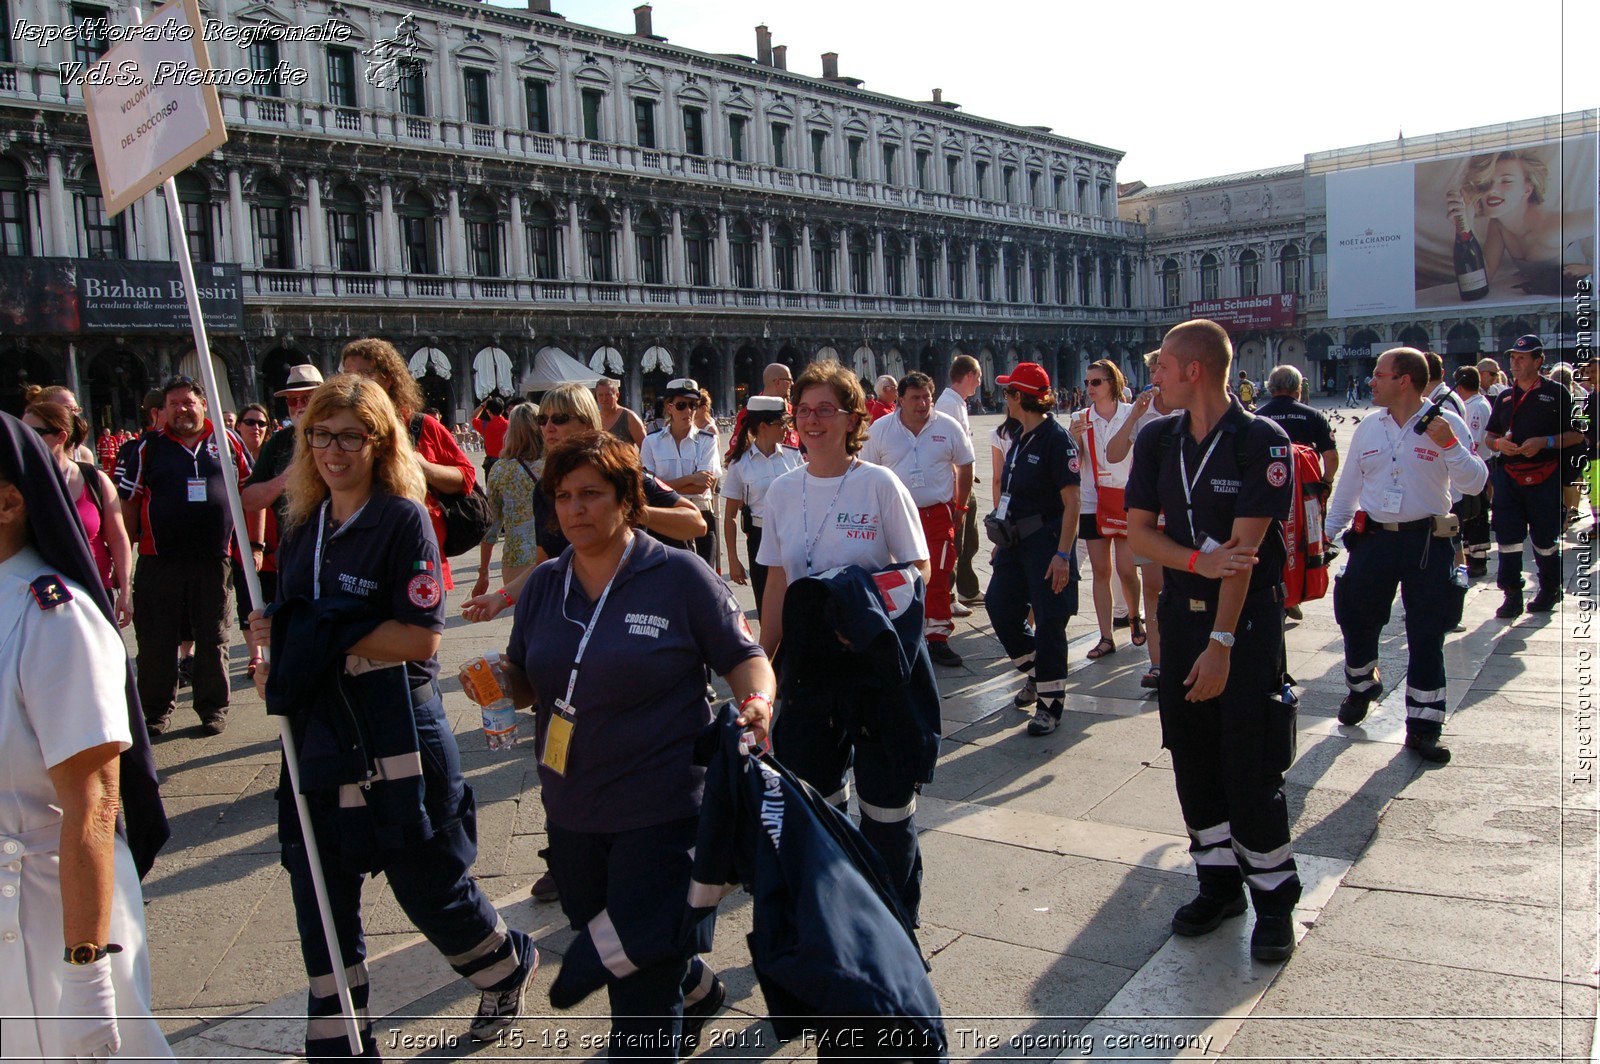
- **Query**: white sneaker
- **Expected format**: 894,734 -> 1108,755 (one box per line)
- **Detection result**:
951,601 -> 973,617
1026,708 -> 1059,736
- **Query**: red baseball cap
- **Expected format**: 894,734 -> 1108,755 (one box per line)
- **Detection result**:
997,362 -> 1051,398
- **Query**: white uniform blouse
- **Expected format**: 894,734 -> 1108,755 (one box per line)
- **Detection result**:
0,547 -> 172,1059
719,444 -> 803,525
640,426 -> 723,511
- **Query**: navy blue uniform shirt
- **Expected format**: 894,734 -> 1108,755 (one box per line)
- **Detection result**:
274,491 -> 446,688
508,532 -> 763,834
999,416 -> 1080,523
116,421 -> 251,557
1126,398 -> 1292,599
1484,377 -> 1577,474
1255,394 -> 1337,455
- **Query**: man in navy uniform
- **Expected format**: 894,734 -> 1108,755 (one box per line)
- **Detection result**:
1126,319 -> 1301,963
1483,335 -> 1582,617
1325,348 -> 1487,765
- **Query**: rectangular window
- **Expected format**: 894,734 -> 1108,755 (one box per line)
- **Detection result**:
915,150 -> 930,191
728,114 -> 747,161
524,80 -> 550,132
770,123 -> 788,168
946,155 -> 960,194
463,69 -> 490,125
581,88 -> 604,141
253,206 -> 290,269
881,143 -> 897,186
848,138 -> 863,180
948,251 -> 965,300
685,233 -> 710,287
1002,166 -> 1015,203
181,200 -> 214,263
331,212 -> 366,272
468,220 -> 498,276
1076,178 -> 1088,210
810,129 -> 827,174
0,0 -> 11,63
1028,171 -> 1039,205
326,46 -> 357,108
975,161 -> 989,199
0,186 -> 27,257
72,5 -> 109,69
528,224 -> 559,279
1052,175 -> 1065,210
249,38 -> 282,98
682,107 -> 705,155
849,246 -> 869,294
633,98 -> 656,148
403,215 -> 434,274
397,59 -> 425,116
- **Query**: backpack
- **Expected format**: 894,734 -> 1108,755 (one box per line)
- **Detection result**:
1155,412 -> 1328,606
407,413 -> 492,557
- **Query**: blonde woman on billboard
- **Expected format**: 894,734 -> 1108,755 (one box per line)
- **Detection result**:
1444,148 -> 1595,293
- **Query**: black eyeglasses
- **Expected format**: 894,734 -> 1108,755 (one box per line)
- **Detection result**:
240,418 -> 269,428
536,413 -> 576,428
671,400 -> 700,412
306,427 -> 374,451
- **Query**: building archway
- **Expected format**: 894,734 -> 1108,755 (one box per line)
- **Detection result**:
1397,325 -> 1432,351
1497,319 -> 1534,352
0,347 -> 58,417
883,346 -> 907,379
1445,322 -> 1480,357
257,346 -> 301,418
734,344 -> 766,407
84,346 -> 149,433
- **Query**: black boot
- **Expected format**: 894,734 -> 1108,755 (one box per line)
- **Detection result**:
1338,689 -> 1378,726
1527,585 -> 1564,613
1250,912 -> 1296,962
1495,589 -> 1524,619
1405,733 -> 1452,764
1170,891 -> 1247,936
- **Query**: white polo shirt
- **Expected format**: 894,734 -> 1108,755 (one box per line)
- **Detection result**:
1076,401 -> 1134,514
860,410 -> 976,508
719,444 -> 803,525
934,388 -> 972,439
639,425 -> 722,510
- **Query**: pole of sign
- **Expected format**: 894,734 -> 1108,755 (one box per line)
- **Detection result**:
124,1 -> 364,1051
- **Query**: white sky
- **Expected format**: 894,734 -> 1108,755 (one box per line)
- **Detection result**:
498,0 -> 1598,187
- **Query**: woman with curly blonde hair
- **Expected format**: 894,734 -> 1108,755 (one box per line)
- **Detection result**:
250,371 -> 538,1057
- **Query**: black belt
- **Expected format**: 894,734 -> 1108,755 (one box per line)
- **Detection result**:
1371,517 -> 1432,532
1180,582 -> 1285,611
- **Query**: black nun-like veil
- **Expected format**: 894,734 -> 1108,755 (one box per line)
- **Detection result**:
0,411 -> 168,877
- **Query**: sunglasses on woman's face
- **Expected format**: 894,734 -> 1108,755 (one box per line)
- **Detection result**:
240,418 -> 269,428
671,400 -> 700,412
536,413 -> 575,427
1085,378 -> 1106,387
31,424 -> 63,437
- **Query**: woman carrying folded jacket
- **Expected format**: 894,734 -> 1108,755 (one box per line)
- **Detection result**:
248,375 -> 535,1061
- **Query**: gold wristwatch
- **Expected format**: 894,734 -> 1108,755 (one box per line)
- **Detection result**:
64,942 -> 123,965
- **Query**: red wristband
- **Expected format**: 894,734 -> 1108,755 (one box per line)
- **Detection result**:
1187,549 -> 1201,574
498,588 -> 514,606
1442,436 -> 1458,449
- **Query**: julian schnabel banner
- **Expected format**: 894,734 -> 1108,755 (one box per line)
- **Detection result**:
1327,136 -> 1596,318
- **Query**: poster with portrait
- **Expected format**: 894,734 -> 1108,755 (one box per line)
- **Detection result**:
1327,135 -> 1597,318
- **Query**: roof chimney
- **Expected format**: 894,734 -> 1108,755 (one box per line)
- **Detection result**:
932,87 -> 942,104
772,44 -> 787,69
821,52 -> 838,79
528,0 -> 552,12
755,24 -> 772,65
632,4 -> 653,36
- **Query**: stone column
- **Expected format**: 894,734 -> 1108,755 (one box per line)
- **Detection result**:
669,207 -> 685,286
937,238 -> 950,298
799,225 -> 814,291
306,174 -> 329,271
1022,246 -> 1033,303
1047,250 -> 1058,305
759,218 -> 773,289
871,229 -> 884,294
619,206 -> 637,282
718,344 -> 735,411
568,199 -> 585,279
965,242 -> 977,300
228,169 -> 253,267
508,192 -> 528,277
46,154 -> 70,256
446,188 -> 463,274
378,181 -> 397,273
715,212 -> 731,287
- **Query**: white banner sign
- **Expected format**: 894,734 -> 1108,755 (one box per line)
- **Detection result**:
1327,135 -> 1597,318
82,0 -> 227,217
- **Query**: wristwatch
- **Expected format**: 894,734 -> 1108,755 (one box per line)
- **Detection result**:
1208,631 -> 1236,648
64,942 -> 123,965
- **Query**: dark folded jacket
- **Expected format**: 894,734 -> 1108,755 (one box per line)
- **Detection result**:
265,593 -> 431,870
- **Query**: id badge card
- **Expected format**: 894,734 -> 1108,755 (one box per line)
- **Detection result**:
1382,486 -> 1405,512
187,477 -> 208,502
541,707 -> 576,776
907,468 -> 926,489
994,493 -> 1011,520
1199,535 -> 1224,554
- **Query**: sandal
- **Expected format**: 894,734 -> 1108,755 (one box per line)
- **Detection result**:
1130,615 -> 1147,647
1086,636 -> 1117,660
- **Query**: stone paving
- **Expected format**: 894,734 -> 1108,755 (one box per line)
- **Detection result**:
131,403 -> 1597,1061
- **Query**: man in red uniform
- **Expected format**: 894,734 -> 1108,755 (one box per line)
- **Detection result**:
471,395 -> 510,475
866,375 -> 898,422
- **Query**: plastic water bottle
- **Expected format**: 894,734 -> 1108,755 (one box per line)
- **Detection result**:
1452,564 -> 1470,590
462,656 -> 517,750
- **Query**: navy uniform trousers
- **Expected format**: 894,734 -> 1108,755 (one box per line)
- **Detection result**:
1333,527 -> 1466,740
281,690 -> 533,1062
1157,586 -> 1301,916
1491,466 -> 1563,595
547,815 -> 715,1062
985,520 -> 1078,719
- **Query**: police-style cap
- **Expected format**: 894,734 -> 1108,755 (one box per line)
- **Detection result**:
1506,334 -> 1544,357
746,395 -> 787,415
997,362 -> 1051,397
664,377 -> 701,399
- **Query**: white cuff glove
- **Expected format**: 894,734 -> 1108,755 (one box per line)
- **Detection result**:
58,959 -> 121,1061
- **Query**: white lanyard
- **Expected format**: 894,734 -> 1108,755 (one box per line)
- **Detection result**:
1001,427 -> 1040,493
312,498 -> 370,598
1178,430 -> 1224,545
801,460 -> 856,573
556,533 -> 637,715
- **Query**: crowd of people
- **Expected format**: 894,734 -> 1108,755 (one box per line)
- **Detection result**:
2,322 -> 1591,1061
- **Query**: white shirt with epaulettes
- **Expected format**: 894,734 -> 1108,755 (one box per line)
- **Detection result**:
1324,405 -> 1488,542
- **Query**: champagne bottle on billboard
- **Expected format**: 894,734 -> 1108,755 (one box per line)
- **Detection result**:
1453,211 -> 1489,301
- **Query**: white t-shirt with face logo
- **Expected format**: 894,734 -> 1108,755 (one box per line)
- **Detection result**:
756,461 -> 928,583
